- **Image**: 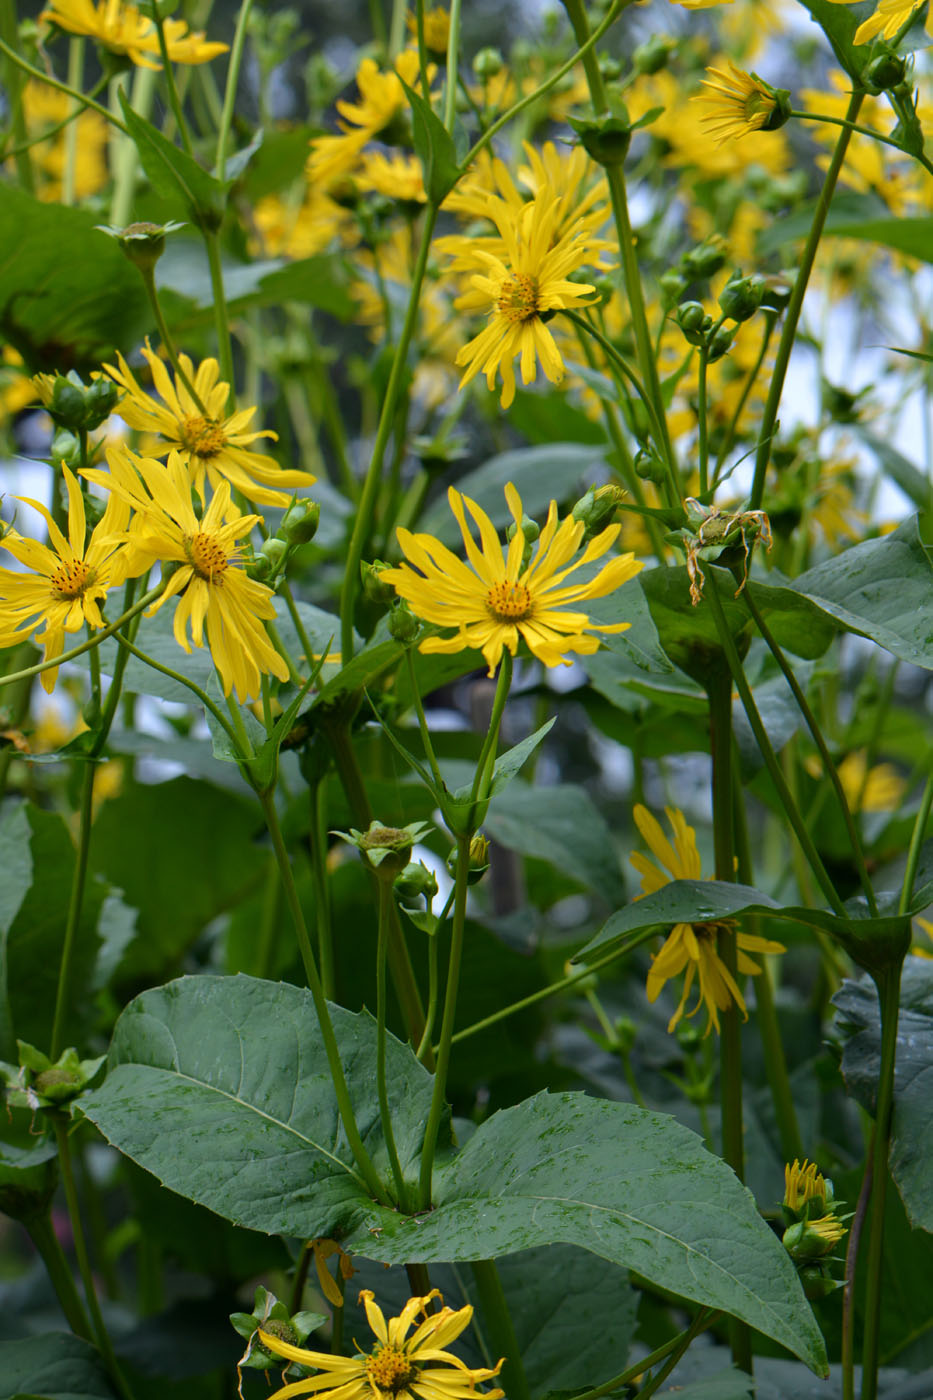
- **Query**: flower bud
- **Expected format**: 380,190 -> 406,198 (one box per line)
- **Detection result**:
863,50 -> 908,94
659,269 -> 689,306
707,325 -> 735,363
472,47 -> 503,79
782,1215 -> 846,1262
446,831 -> 491,884
633,34 -> 675,75
569,107 -> 632,167
394,860 -> 439,907
281,499 -> 320,546
572,484 -> 626,538
50,430 -> 82,469
34,371 -> 120,432
718,273 -> 765,323
360,560 -> 397,606
633,449 -> 668,485
681,236 -> 728,281
675,301 -> 712,347
261,536 -> 288,572
388,601 -> 421,643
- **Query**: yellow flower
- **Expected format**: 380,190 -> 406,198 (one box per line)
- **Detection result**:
308,50 -> 427,188
258,1288 -> 504,1400
631,805 -> 784,1036
104,342 -> 315,508
827,0 -> 930,42
84,447 -> 290,702
0,467 -> 132,693
407,5 -> 450,54
694,62 -> 780,144
784,1158 -> 827,1214
450,193 -> 598,408
40,0 -> 228,67
357,151 -> 427,203
381,483 -> 642,677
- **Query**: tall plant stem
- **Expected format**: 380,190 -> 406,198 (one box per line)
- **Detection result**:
742,587 -> 878,915
442,0 -> 462,131
469,1260 -> 531,1400
62,39 -> 85,206
0,1 -> 34,192
749,87 -> 865,511
842,1140 -> 874,1400
376,880 -> 410,1206
258,791 -> 393,1207
311,781 -> 336,998
899,773 -> 933,916
418,833 -> 470,1207
111,66 -> 157,228
50,764 -> 96,1061
323,715 -> 427,1047
339,203 -> 438,663
703,567 -> 847,917
136,265 -> 208,412
632,1309 -> 714,1400
26,1209 -> 94,1340
706,669 -> 751,1374
216,0 -> 254,182
860,965 -> 904,1400
51,1117 -> 136,1400
574,1311 -> 720,1400
562,0 -> 676,499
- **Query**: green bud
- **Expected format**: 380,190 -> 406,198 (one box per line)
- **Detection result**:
360,560 -> 397,606
598,56 -> 622,80
281,499 -> 320,546
681,236 -> 728,281
394,860 -> 439,907
783,1215 -> 846,1262
760,275 -> 793,313
569,105 -> 632,167
633,34 -> 675,75
613,1015 -> 637,1054
388,602 -> 421,643
718,273 -> 765,323
633,449 -> 668,485
473,47 -> 504,79
675,301 -> 712,347
37,371 -> 120,432
659,269 -> 689,306
335,819 -> 432,877
50,429 -> 82,469
863,50 -> 908,93
445,831 -> 491,885
95,219 -> 186,273
707,325 -> 735,363
572,484 -> 625,538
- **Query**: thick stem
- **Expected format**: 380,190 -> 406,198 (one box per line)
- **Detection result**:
860,966 -> 904,1400
50,763 -> 96,1060
25,1210 -> 94,1340
258,791 -> 392,1207
842,1137 -> 874,1400
468,1260 -> 531,1400
376,880 -> 410,1206
749,88 -> 865,511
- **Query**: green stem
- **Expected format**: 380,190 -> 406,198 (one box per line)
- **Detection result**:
152,9 -> 193,155
26,1209 -> 94,1340
112,63 -> 157,228
0,0 -> 34,192
468,1260 -> 531,1400
50,758 -> 94,1062
860,965 -> 904,1400
703,567 -> 847,916
253,854 -> 282,979
573,1312 -> 720,1400
415,913 -> 442,1063
418,833 -> 470,1207
339,203 -> 439,663
311,781 -> 336,998
468,653 -> 512,811
898,772 -> 933,915
697,344 -> 710,497
790,109 -> 933,183
51,1118 -> 136,1400
62,39 -> 85,206
258,791 -> 392,1206
713,310 -> 776,483
632,1310 -> 714,1400
706,667 -> 751,1374
376,881 -> 409,1206
0,36 -> 128,133
741,586 -> 878,915
204,230 -> 236,410
443,0 -> 461,132
405,648 -> 445,793
750,87 -> 865,511
4,69 -> 107,165
842,1139 -> 874,1400
137,265 -> 209,412
215,0 -> 255,182
112,630 -> 240,751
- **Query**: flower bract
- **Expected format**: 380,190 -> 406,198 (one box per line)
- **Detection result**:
381,483 -> 643,676
258,1288 -> 504,1400
631,804 -> 784,1035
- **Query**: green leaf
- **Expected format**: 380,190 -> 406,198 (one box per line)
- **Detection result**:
834,958 -> 933,1232
761,190 -> 933,264
484,781 -> 626,906
0,187 -> 148,373
794,516 -> 933,670
796,0 -> 871,79
78,974 -> 441,1233
859,432 -> 930,510
0,1334 -> 118,1400
400,78 -> 462,204
419,445 -> 607,545
353,1092 -> 828,1373
0,1138 -> 59,1223
89,780 -> 267,979
118,91 -> 226,227
488,719 -> 556,796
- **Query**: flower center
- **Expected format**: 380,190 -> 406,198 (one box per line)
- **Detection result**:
365,1344 -> 415,1394
185,532 -> 228,582
486,579 -> 532,620
497,273 -> 540,323
50,559 -> 95,600
179,414 -> 227,458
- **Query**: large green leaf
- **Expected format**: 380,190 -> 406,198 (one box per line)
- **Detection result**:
419,445 -> 606,544
761,190 -> 933,264
80,978 -> 825,1369
794,516 -> 933,669
796,0 -> 872,78
834,958 -> 933,1232
355,1092 -> 827,1372
0,1334 -> 117,1400
0,187 -> 149,372
484,781 -> 627,907
118,92 -> 226,228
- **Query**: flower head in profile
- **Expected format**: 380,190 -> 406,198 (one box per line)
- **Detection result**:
84,447 -> 290,702
827,0 -> 930,42
308,49 -> 427,188
694,62 -> 788,145
449,193 -> 598,408
381,484 -> 642,676
40,0 -> 228,67
258,1288 -> 504,1400
104,342 -> 315,507
784,1159 -> 828,1216
631,804 -> 784,1035
0,467 -> 132,692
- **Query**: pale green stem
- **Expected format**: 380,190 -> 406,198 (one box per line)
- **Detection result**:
443,0 -> 461,132
204,230 -> 236,410
136,263 -> 209,412
573,1312 -> 720,1400
215,0 -> 254,180
339,203 -> 439,662
311,782 -> 335,998
791,109 -> 933,183
405,647 -> 445,794
112,630 -> 240,750
0,0 -> 34,191
26,1210 -> 94,1340
0,37 -> 127,133
468,653 -> 512,811
750,88 -> 865,510
843,1140 -> 874,1400
62,39 -> 85,206
632,1310 -> 714,1400
712,310 -> 777,484
898,773 -> 933,915
151,8 -> 194,156
258,791 -> 392,1206
376,880 -> 409,1206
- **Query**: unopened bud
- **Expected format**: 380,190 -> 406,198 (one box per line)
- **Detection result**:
394,860 -> 439,907
718,273 -> 765,323
388,602 -> 421,643
633,34 -> 675,75
675,301 -> 711,346
281,499 -> 320,546
472,47 -> 503,79
572,484 -> 625,537
569,106 -> 632,167
361,560 -> 397,606
863,50 -> 908,92
681,236 -> 728,280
